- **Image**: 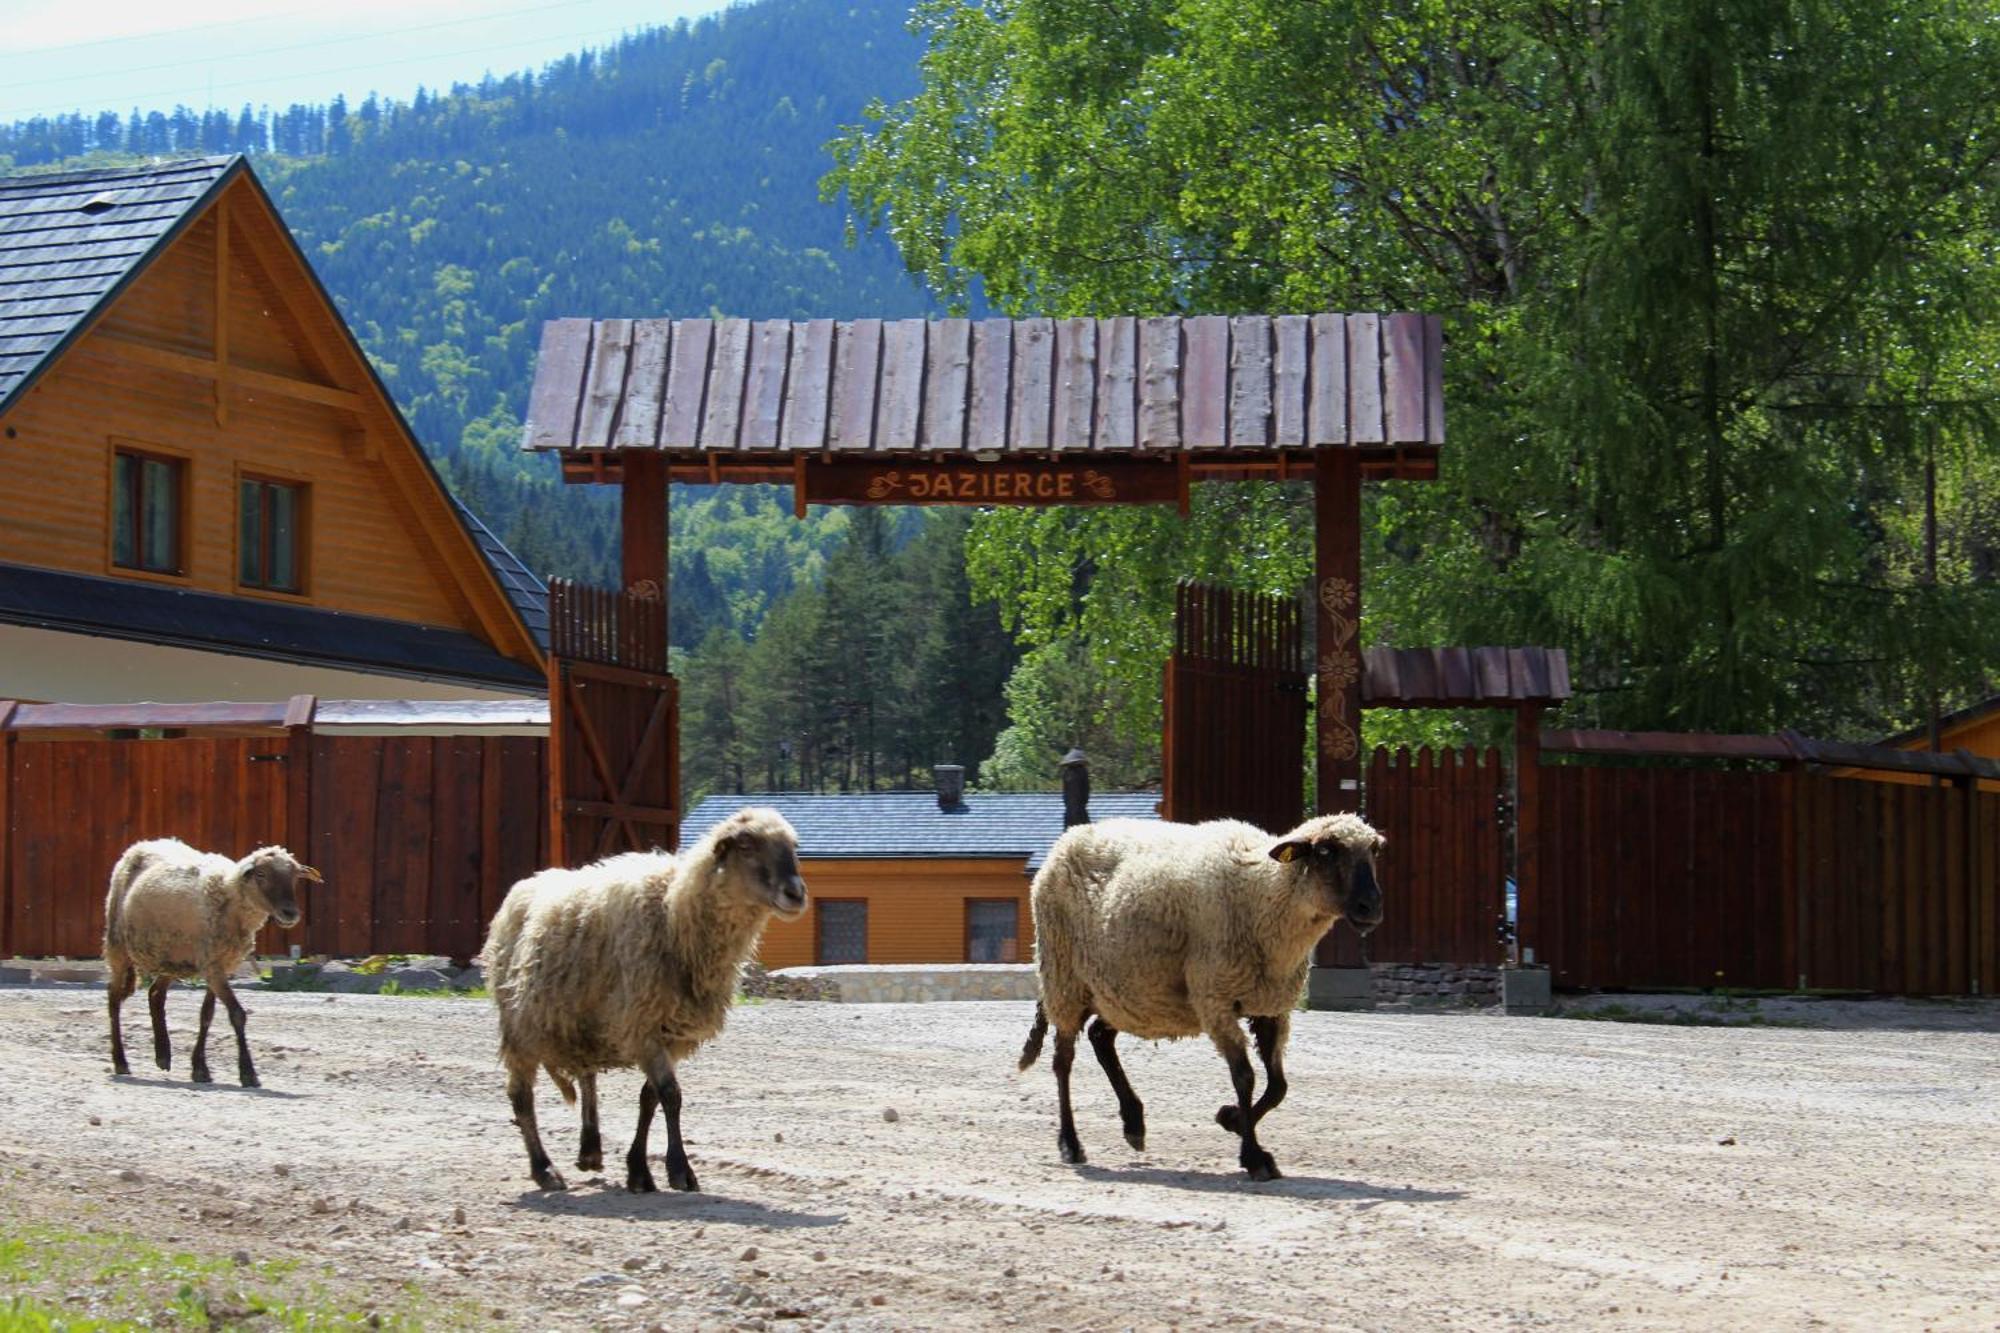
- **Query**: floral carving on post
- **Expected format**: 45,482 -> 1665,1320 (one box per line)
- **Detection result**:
1317,574 -> 1360,762
1079,469 -> 1117,499
865,471 -> 906,500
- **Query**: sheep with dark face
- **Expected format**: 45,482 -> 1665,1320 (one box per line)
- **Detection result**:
104,839 -> 320,1087
1020,812 -> 1385,1180
484,808 -> 808,1193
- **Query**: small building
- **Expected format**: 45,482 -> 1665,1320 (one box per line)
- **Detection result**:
682,779 -> 1159,968
0,156 -> 546,703
1841,694 -> 2000,791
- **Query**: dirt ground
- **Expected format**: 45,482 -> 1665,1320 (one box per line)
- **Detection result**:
1,987 -> 1996,1331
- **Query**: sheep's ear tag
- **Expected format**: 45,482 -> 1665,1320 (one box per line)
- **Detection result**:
1272,842 -> 1300,864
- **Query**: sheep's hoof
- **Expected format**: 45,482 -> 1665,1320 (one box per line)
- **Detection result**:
627,1168 -> 657,1193
1123,1128 -> 1146,1152
238,1072 -> 261,1090
1244,1154 -> 1282,1183
533,1168 -> 570,1192
576,1151 -> 603,1173
153,1051 -> 172,1072
190,1065 -> 213,1084
668,1164 -> 699,1193
1058,1140 -> 1086,1166
112,1059 -> 130,1077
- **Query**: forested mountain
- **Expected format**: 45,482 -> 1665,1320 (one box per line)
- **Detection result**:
1,0 -> 936,621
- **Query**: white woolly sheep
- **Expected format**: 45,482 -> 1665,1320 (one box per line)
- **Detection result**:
104,838 -> 322,1087
483,807 -> 808,1193
1019,812 -> 1385,1180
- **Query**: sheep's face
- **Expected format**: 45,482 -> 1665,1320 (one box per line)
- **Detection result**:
715,818 -> 809,921
1269,816 -> 1385,934
237,848 -> 322,929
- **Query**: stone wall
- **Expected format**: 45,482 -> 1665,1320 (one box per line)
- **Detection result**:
1372,962 -> 1502,1006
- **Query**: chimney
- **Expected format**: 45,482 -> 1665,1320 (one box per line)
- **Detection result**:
1059,749 -> 1090,828
934,763 -> 966,811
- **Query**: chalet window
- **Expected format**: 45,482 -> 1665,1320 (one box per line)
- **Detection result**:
967,899 -> 1020,963
817,900 -> 868,965
239,477 -> 306,593
111,450 -> 184,574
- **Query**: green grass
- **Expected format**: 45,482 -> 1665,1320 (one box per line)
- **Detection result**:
0,1224 -> 447,1330
376,982 -> 488,999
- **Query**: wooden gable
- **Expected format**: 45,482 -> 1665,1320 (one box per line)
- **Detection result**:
0,167 -> 541,670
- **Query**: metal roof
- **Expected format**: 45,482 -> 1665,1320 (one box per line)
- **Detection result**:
682,790 -> 1161,862
522,313 -> 1443,460
0,560 -> 545,691
0,156 -> 238,411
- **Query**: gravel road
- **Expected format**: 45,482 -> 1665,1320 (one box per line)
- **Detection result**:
0,988 -> 1995,1330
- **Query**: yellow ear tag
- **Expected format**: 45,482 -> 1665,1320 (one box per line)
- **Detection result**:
1275,844 -> 1297,864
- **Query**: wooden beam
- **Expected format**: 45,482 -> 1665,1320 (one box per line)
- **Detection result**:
1513,705 -> 1543,968
86,333 -> 364,412
214,195 -> 230,429
1312,450 -> 1363,968
801,457 -> 1181,507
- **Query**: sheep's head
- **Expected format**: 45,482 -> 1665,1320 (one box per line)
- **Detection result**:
233,846 -> 322,929
1269,813 -> 1385,934
711,808 -> 808,921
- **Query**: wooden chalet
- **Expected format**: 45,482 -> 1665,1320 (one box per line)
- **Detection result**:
0,156 -> 546,703
681,784 -> 1160,968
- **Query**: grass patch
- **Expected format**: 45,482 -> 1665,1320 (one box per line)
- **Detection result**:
0,1223 -> 446,1329
1556,995 -> 1809,1028
377,981 -> 488,1000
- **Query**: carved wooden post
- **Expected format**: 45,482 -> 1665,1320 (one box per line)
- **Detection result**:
1513,704 -> 1542,968
621,453 -> 669,609
1312,451 -> 1364,971
1314,450 -> 1362,815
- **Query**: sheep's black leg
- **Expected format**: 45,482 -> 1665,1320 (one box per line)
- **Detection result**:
146,978 -> 173,1071
107,959 -> 136,1076
1217,1014 -> 1290,1134
1053,1027 -> 1085,1164
625,1082 -> 659,1193
190,989 -> 217,1084
1209,1022 -> 1279,1181
1086,1018 -> 1146,1151
508,1066 -> 567,1191
638,1050 -> 698,1192
211,978 -> 258,1088
575,1073 -> 603,1173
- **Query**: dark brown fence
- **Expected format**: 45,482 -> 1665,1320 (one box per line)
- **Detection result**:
1316,745 -> 1507,967
1528,764 -> 1997,994
1161,581 -> 1308,834
548,579 -> 680,863
0,700 -> 546,960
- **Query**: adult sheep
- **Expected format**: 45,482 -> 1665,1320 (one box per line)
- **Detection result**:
1020,812 -> 1384,1181
485,807 -> 807,1193
104,839 -> 321,1087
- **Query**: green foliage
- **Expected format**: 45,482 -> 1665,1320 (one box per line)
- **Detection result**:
828,0 -> 2000,743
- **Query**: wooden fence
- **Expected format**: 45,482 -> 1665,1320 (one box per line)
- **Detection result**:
0,699 -> 546,960
1528,763 -> 1997,995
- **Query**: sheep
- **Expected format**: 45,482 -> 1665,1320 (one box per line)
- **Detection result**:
483,807 -> 808,1193
1019,811 -> 1385,1180
104,838 -> 321,1087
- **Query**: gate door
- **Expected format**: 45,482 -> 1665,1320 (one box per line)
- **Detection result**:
1161,582 -> 1309,832
548,579 -> 680,864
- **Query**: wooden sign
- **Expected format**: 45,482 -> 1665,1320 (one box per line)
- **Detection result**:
801,458 -> 1182,507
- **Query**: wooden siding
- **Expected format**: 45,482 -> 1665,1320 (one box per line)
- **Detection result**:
756,859 -> 1034,969
0,175 -> 538,666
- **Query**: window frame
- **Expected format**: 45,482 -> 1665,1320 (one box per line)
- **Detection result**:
814,898 -> 869,966
964,897 -> 1022,964
106,441 -> 190,580
234,467 -> 311,598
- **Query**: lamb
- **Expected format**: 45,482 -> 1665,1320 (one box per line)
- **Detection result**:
104,838 -> 321,1087
484,807 -> 808,1193
1019,812 -> 1384,1180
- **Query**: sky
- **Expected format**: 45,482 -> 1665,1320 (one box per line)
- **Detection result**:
0,0 -> 727,125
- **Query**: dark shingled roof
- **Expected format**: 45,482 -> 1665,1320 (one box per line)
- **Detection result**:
682,790 -> 1161,863
453,498 -> 549,651
0,560 -> 544,691
0,156 -> 237,411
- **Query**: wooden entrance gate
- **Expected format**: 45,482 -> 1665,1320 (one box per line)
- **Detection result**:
1161,582 -> 1309,832
547,579 -> 680,864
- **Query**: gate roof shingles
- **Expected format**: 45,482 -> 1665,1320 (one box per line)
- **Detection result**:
522,313 -> 1444,460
